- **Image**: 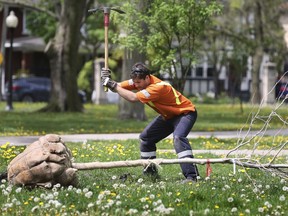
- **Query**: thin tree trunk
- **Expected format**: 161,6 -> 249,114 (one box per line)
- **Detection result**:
118,49 -> 147,121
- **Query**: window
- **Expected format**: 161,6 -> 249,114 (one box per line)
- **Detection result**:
207,67 -> 215,77
196,67 -> 203,77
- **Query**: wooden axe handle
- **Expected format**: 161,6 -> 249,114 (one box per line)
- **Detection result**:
104,25 -> 109,92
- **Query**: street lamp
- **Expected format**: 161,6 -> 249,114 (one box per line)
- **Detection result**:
5,11 -> 18,111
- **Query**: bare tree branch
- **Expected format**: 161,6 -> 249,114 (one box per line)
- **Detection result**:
72,158 -> 288,170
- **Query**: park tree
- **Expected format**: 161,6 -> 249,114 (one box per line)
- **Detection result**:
0,0 -> 94,112
115,0 -> 222,93
213,0 -> 286,104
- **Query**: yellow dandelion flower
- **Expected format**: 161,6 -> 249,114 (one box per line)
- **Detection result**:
215,205 -> 219,209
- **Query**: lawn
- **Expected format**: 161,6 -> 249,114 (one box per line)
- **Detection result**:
0,139 -> 287,215
0,102 -> 287,135
0,102 -> 287,215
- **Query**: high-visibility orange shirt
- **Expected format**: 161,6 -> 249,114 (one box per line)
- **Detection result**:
120,75 -> 195,119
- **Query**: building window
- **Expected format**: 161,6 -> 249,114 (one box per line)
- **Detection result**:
196,67 -> 203,77
207,67 -> 215,77
22,9 -> 31,35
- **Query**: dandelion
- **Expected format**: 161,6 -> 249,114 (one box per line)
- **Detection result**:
167,192 -> 172,196
127,208 -> 138,214
137,178 -> 144,183
231,207 -> 237,213
87,203 -> 94,208
258,207 -> 264,213
280,179 -> 286,184
142,211 -> 150,216
149,194 -> 155,200
204,208 -> 210,215
245,209 -> 250,214
31,205 -> 40,212
85,191 -> 93,198
33,197 -> 40,202
112,175 -> 117,180
15,187 -> 22,193
279,195 -> 285,201
282,186 -> 288,191
227,197 -> 234,202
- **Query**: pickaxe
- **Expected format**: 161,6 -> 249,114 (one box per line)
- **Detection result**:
88,7 -> 125,92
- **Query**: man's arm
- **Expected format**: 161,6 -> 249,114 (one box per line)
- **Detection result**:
115,85 -> 139,102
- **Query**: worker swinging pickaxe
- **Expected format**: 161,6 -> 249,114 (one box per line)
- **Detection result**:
88,7 -> 125,92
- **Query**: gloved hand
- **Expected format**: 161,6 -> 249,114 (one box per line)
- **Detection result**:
102,77 -> 118,92
101,68 -> 111,79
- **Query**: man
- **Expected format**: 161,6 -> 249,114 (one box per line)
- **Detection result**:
101,62 -> 199,183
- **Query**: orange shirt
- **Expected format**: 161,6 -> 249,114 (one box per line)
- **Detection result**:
120,75 -> 195,119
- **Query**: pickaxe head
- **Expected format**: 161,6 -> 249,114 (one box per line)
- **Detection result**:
88,7 -> 125,15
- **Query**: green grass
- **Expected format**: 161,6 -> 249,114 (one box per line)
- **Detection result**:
0,139 -> 287,215
0,102 -> 287,215
0,102 -> 287,135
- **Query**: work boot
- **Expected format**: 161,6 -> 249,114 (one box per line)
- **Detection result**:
143,164 -> 158,177
181,176 -> 197,184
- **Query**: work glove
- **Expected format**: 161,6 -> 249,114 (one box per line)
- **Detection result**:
102,77 -> 118,92
101,68 -> 111,79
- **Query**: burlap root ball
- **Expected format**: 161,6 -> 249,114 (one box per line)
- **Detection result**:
8,134 -> 78,188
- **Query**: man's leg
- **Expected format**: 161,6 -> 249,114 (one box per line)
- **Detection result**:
170,111 -> 199,180
140,116 -> 173,174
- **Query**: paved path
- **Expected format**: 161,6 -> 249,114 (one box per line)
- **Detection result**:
0,129 -> 287,146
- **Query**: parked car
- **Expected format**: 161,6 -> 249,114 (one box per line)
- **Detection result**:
278,82 -> 288,102
4,77 -> 86,103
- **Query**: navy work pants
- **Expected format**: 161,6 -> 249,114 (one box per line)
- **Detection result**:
139,110 -> 198,178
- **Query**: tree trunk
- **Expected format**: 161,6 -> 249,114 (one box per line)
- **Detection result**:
118,0 -> 150,121
42,0 -> 85,112
250,1 -> 264,104
250,47 -> 263,104
118,49 -> 147,121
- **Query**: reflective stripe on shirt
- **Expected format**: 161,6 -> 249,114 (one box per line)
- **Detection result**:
128,79 -> 134,85
140,89 -> 151,98
156,81 -> 181,105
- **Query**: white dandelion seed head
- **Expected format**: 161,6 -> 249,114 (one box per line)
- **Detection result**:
279,195 -> 285,201
227,197 -> 234,202
204,208 -> 210,215
15,187 -> 22,193
245,209 -> 250,214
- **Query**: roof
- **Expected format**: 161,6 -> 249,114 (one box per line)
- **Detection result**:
5,36 -> 45,52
